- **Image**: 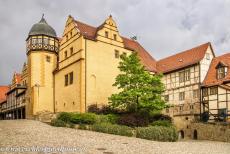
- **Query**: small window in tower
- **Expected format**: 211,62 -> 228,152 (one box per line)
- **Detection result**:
69,72 -> 73,84
70,47 -> 74,55
65,74 -> 68,86
70,31 -> 73,37
46,55 -> 51,62
105,31 -> 109,38
66,35 -> 68,41
115,50 -> 119,58
43,38 -> 49,45
37,38 -> 42,44
64,51 -> 68,58
113,34 -> 117,40
32,38 -> 37,45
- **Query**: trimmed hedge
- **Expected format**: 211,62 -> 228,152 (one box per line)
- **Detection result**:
150,120 -> 172,127
91,123 -> 134,137
136,126 -> 178,142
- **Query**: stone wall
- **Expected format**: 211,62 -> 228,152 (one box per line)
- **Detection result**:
189,123 -> 230,142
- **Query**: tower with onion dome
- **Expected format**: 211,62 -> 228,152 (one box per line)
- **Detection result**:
26,15 -> 58,118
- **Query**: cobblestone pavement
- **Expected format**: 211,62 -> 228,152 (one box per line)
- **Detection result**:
0,120 -> 230,154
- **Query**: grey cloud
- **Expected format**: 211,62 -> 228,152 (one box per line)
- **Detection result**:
0,0 -> 229,85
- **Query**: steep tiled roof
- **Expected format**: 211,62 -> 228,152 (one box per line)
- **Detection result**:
0,86 -> 9,104
122,37 -> 157,72
157,42 -> 211,73
202,53 -> 230,86
73,19 -> 157,72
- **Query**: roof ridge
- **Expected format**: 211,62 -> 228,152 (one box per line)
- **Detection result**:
157,42 -> 210,62
74,19 -> 97,29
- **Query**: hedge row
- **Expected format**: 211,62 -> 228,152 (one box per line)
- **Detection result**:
90,123 -> 134,137
136,126 -> 178,142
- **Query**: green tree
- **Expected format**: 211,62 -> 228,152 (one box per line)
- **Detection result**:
109,52 -> 166,113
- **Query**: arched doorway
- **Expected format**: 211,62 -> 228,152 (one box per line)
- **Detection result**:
178,130 -> 184,139
193,130 -> 198,140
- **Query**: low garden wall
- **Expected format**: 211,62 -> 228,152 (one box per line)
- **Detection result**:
190,122 -> 230,142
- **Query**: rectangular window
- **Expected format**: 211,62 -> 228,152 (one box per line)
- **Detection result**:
210,87 -> 217,95
46,55 -> 51,62
113,34 -> 117,40
179,105 -> 183,111
65,74 -> 68,86
202,88 -> 208,97
64,51 -> 68,58
185,69 -> 190,81
69,72 -> 73,84
179,72 -> 185,83
179,92 -> 185,101
70,47 -> 74,55
217,67 -> 226,79
105,31 -> 109,38
115,50 -> 119,58
190,104 -> 194,110
164,95 -> 169,101
193,89 -> 199,98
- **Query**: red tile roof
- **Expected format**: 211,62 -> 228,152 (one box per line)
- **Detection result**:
157,42 -> 211,73
0,86 -> 9,104
73,19 -> 157,72
202,53 -> 230,86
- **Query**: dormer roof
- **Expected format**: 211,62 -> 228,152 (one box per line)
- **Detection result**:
202,53 -> 230,87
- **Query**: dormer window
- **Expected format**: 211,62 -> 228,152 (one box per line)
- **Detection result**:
105,31 -> 109,38
216,62 -> 227,79
217,67 -> 226,79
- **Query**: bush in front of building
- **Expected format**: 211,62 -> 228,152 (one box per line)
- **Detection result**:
70,113 -> 97,124
150,120 -> 172,127
50,119 -> 66,127
95,114 -> 119,124
56,112 -> 74,123
136,126 -> 178,142
90,122 -> 134,137
117,113 -> 149,127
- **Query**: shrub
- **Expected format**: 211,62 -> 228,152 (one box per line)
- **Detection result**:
91,123 -> 134,137
50,119 -> 66,127
70,113 -> 97,124
150,120 -> 172,127
78,124 -> 88,130
136,126 -> 178,142
56,112 -> 74,123
117,113 -> 149,127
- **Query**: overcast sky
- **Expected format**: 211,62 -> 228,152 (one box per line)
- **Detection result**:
0,0 -> 230,85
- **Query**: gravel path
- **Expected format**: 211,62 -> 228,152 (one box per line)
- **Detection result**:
0,120 -> 230,154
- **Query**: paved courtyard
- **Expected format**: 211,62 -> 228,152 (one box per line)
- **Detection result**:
0,120 -> 230,154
